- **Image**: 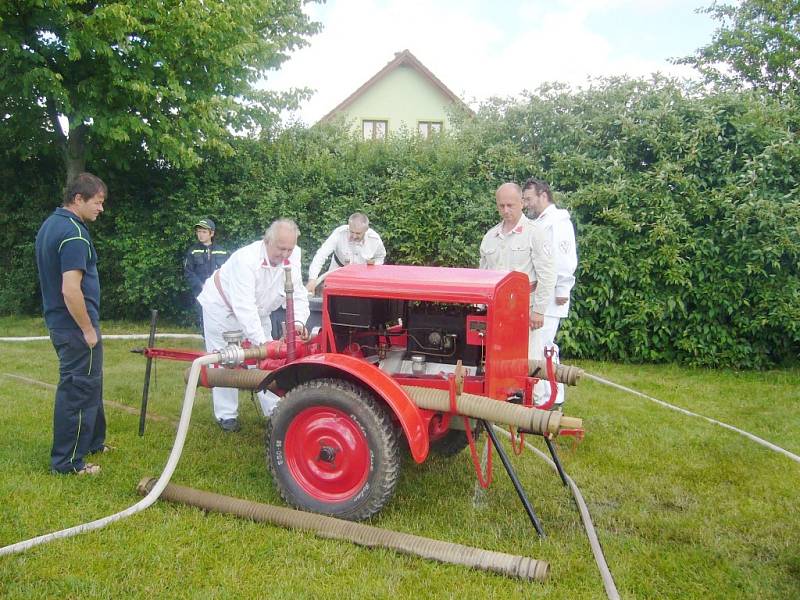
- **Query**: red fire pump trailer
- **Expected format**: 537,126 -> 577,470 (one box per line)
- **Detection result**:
138,264 -> 584,533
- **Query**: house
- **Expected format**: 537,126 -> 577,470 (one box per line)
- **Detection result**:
319,49 -> 472,140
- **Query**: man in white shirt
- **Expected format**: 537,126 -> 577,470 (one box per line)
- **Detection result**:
306,212 -> 386,295
480,181 -> 556,357
522,178 -> 578,408
198,218 -> 310,431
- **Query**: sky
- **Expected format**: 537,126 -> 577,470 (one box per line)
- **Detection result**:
262,0 -> 720,125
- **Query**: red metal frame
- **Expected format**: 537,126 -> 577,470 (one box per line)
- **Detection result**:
142,347 -> 208,362
321,265 -> 530,400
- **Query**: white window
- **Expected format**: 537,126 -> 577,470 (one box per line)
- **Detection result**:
418,121 -> 442,138
363,120 -> 387,140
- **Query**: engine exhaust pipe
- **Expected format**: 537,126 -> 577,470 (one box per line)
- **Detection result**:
136,478 -> 550,582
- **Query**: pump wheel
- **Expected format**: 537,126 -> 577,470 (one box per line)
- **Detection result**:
430,427 -> 480,457
267,378 -> 400,521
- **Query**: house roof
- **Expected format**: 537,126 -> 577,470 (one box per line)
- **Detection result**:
319,49 -> 472,123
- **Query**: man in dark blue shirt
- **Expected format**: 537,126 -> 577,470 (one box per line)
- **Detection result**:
35,172 -> 108,475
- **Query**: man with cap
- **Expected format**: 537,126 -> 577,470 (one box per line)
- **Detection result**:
197,218 -> 310,432
184,218 -> 229,330
306,212 -> 386,295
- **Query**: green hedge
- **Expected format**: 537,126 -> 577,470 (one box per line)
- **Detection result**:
1,78 -> 797,368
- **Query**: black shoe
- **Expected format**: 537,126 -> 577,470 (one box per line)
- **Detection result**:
217,418 -> 241,432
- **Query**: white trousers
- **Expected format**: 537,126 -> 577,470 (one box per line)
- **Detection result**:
202,306 -> 281,420
528,315 -> 565,407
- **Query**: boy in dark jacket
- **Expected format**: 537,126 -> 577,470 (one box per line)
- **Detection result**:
184,218 -> 228,330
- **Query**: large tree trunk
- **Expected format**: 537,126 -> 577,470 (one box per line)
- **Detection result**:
65,124 -> 87,184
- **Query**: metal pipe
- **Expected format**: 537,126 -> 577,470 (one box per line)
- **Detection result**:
284,266 -> 296,361
493,426 -> 621,600
136,478 -> 550,582
481,420 -> 546,537
544,436 -> 569,487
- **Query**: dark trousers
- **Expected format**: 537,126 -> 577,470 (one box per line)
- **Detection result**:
48,328 -> 106,473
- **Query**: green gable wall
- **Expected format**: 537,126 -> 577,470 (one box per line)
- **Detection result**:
335,64 -> 457,135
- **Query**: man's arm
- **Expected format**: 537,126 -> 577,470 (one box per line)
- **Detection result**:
184,248 -> 204,295
554,219 -> 577,305
371,233 -> 387,265
62,270 -> 98,347
529,227 -> 556,329
478,230 -> 493,270
306,229 -> 340,293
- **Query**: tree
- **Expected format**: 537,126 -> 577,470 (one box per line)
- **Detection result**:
677,0 -> 800,96
0,0 -> 319,183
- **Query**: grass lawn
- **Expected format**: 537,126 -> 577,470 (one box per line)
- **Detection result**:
1,316 -> 798,599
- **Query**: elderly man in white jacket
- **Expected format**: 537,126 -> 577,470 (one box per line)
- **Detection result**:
306,212 -> 386,295
522,178 -> 578,409
198,218 -> 310,432
480,182 -> 556,349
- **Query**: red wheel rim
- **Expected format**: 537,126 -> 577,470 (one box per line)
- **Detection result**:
284,406 -> 370,502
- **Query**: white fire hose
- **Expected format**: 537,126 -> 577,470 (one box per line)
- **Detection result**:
0,350 -> 223,556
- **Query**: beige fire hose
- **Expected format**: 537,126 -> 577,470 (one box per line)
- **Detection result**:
528,360 -> 584,387
190,368 -> 583,436
137,478 -> 550,582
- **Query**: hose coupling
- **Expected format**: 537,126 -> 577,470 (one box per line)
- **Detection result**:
217,343 -> 246,367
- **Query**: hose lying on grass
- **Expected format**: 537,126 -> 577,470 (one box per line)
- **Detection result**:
137,478 -> 550,583
0,348 -> 230,557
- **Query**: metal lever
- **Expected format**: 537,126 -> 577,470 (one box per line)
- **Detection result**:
138,309 -> 158,436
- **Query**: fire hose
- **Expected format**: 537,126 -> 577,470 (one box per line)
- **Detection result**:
190,367 -> 583,436
0,345 -> 254,557
492,426 -> 621,600
1,342 -> 553,582
136,478 -> 550,582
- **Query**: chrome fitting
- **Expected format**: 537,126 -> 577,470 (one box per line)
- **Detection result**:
216,344 -> 246,367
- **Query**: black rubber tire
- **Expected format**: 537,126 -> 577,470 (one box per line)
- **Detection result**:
266,378 -> 400,521
429,426 -> 481,457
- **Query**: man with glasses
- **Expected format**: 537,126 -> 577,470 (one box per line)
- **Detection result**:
306,212 -> 386,295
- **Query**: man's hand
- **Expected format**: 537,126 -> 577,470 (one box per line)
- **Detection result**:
280,324 -> 310,341
296,324 -> 310,341
555,296 -> 568,306
305,279 -> 317,294
62,270 -> 97,347
529,311 -> 544,330
82,327 -> 99,348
